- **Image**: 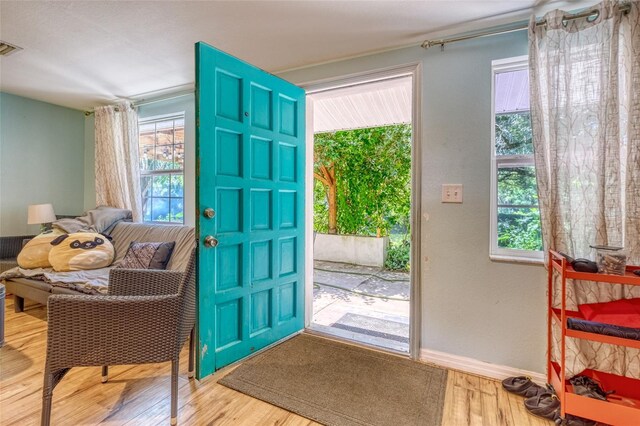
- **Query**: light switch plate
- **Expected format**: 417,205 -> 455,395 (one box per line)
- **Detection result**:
442,184 -> 463,203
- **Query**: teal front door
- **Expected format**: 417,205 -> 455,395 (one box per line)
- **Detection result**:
195,42 -> 306,378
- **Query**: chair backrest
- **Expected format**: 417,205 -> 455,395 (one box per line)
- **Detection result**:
177,248 -> 197,345
108,222 -> 195,271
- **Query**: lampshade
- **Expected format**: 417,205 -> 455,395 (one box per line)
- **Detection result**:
27,203 -> 56,224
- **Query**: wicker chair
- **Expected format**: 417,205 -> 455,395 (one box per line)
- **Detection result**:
41,249 -> 196,426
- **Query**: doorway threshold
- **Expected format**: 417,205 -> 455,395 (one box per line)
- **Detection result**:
308,323 -> 409,354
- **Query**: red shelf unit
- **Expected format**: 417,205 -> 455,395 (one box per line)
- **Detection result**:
547,250 -> 640,425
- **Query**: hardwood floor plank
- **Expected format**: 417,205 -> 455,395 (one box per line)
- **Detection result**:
478,377 -> 500,425
441,369 -> 459,425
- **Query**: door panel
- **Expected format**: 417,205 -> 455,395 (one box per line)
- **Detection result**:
196,42 -> 305,378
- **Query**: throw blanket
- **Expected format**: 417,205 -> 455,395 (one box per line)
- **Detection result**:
54,206 -> 132,234
0,266 -> 111,294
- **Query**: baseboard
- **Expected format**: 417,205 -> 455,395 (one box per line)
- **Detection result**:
420,348 -> 546,384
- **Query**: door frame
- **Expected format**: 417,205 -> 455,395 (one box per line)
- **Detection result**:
300,62 -> 423,360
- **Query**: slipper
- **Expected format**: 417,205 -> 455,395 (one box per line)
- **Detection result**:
564,414 -> 597,426
569,375 -> 614,401
502,376 -> 548,398
523,393 -> 562,424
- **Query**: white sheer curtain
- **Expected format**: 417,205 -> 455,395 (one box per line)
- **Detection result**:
530,0 -> 640,378
94,102 -> 142,222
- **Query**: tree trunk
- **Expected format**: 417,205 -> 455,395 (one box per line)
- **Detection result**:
314,162 -> 337,234
328,183 -> 337,234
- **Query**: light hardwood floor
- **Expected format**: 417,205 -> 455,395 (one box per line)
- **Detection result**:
0,296 -> 551,425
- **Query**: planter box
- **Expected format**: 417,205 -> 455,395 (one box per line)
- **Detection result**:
313,233 -> 389,267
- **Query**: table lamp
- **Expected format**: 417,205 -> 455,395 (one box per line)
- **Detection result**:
27,203 -> 56,233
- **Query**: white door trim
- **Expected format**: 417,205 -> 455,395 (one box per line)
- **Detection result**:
301,62 -> 423,360
304,97 -> 315,328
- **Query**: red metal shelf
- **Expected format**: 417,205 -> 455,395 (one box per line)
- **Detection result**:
550,308 -> 640,350
549,250 -> 640,286
549,363 -> 640,425
547,250 -> 640,425
566,328 -> 640,351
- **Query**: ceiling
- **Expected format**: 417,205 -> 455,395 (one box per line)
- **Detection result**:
0,0 -> 591,111
310,76 -> 411,133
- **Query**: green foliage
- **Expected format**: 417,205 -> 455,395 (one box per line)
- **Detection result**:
495,112 -> 533,155
313,180 -> 329,233
314,124 -> 411,236
497,166 -> 538,205
495,112 -> 542,251
155,211 -> 184,223
498,208 -> 542,250
141,171 -> 184,224
384,238 -> 410,271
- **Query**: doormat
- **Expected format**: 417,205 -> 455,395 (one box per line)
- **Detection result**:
218,334 -> 447,426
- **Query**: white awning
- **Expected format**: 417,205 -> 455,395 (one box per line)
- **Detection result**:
310,76 -> 412,133
495,69 -> 530,114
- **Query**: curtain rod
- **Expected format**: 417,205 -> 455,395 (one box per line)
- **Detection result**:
421,4 -> 631,50
84,89 -> 194,116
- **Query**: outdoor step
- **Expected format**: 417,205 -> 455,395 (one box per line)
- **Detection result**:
313,269 -> 367,290
355,277 -> 409,300
314,260 -> 382,275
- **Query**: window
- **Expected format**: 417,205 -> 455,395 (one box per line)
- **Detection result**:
139,114 -> 185,223
491,57 -> 543,262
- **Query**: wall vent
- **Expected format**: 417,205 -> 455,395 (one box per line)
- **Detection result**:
0,41 -> 23,56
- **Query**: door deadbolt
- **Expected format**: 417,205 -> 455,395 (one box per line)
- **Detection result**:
203,236 -> 219,248
203,208 -> 215,219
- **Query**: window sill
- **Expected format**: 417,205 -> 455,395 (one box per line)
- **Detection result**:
490,254 -> 544,266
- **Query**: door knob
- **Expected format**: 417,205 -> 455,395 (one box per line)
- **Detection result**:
203,236 -> 218,248
203,208 -> 215,219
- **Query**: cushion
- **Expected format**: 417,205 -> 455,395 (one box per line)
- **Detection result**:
118,241 -> 175,270
578,298 -> 640,329
108,223 -> 194,271
17,229 -> 65,269
48,232 -> 115,272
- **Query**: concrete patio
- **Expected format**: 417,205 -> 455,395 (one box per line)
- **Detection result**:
311,260 -> 411,352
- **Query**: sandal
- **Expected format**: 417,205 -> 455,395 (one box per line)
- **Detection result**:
569,375 -> 614,401
564,414 -> 597,426
502,376 -> 548,398
524,393 -> 562,424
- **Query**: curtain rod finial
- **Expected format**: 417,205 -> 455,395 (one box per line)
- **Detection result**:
421,40 -> 434,49
421,39 -> 445,50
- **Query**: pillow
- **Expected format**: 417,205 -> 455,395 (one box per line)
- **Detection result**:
118,241 -> 175,270
48,232 -> 115,272
17,229 -> 66,269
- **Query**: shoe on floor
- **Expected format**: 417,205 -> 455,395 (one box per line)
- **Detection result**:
502,376 -> 548,398
523,392 -> 562,424
564,414 -> 597,426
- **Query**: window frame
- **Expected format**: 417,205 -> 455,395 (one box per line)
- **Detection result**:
139,112 -> 186,225
490,56 -> 543,264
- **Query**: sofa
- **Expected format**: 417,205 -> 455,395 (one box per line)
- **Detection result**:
0,235 -> 35,273
3,222 -> 195,313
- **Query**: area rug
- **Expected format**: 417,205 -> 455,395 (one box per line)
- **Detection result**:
218,334 -> 448,426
